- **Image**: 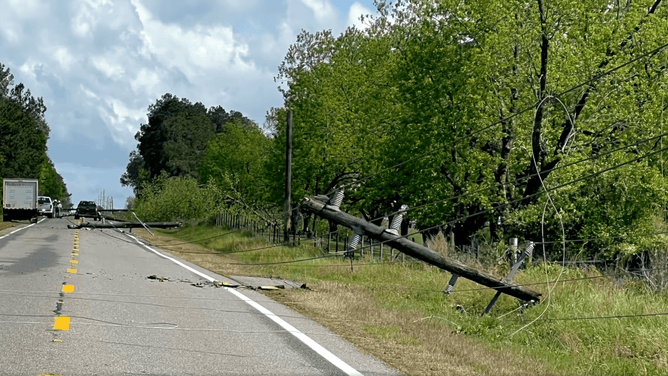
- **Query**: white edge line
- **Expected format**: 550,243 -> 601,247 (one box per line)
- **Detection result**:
0,217 -> 46,240
124,233 -> 364,376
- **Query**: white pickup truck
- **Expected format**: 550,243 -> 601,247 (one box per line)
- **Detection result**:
37,196 -> 54,218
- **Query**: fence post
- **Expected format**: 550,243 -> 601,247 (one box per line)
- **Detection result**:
380,242 -> 383,262
327,232 -> 331,253
360,236 -> 364,257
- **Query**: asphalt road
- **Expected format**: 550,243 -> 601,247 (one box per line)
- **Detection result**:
0,218 -> 401,376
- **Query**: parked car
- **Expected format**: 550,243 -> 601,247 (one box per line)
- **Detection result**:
37,196 -> 54,218
75,201 -> 99,220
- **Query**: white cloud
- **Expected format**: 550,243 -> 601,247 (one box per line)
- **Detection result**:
130,68 -> 160,95
131,0 -> 253,80
54,47 -> 75,71
300,0 -> 337,25
19,61 -> 39,81
91,56 -> 125,78
80,84 -> 99,100
0,26 -> 20,44
6,0 -> 43,17
72,6 -> 93,37
72,0 -> 132,38
347,2 -> 374,30
98,98 -> 145,147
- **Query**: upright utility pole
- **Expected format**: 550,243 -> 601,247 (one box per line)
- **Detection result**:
283,109 -> 293,242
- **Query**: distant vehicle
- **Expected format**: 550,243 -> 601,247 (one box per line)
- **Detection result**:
2,178 -> 39,222
75,201 -> 99,220
37,196 -> 55,218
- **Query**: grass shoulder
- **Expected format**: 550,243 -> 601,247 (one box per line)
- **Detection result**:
0,221 -> 17,231
134,224 -> 668,376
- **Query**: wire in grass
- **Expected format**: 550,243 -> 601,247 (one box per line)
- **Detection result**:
229,253 -> 341,266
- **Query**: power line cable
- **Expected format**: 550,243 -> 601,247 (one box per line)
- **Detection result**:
544,312 -> 668,321
229,253 -> 341,266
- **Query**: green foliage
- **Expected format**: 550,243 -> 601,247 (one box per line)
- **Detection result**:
162,108 -> 215,180
132,173 -> 222,222
273,0 -> 668,259
0,63 -> 69,206
200,120 -> 271,203
0,96 -> 47,179
39,158 -> 70,203
124,93 -> 256,192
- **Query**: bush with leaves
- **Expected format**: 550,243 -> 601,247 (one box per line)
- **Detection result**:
132,173 -> 223,223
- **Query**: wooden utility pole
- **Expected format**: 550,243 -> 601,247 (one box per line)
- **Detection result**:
283,109 -> 293,242
300,197 -> 541,302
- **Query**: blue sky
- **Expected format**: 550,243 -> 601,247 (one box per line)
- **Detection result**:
0,0 -> 377,207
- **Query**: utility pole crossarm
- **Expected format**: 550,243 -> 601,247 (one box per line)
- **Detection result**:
300,197 -> 542,303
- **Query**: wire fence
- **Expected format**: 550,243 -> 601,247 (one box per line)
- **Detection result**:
211,208 -> 668,292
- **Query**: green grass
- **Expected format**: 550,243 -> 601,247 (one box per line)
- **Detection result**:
157,224 -> 668,375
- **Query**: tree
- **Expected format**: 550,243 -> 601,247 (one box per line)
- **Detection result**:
200,120 -> 271,204
0,96 -> 47,179
132,93 -> 214,181
276,0 -> 668,258
0,63 -> 68,206
208,105 -> 254,133
162,107 -> 215,180
0,63 -> 50,139
0,63 -> 14,99
120,150 -> 145,194
126,94 -> 254,191
39,158 -> 69,202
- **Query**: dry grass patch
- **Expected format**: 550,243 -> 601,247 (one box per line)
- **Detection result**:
266,281 -> 559,376
0,221 -> 16,231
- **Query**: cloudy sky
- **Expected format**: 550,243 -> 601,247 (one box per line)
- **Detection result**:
0,0 -> 377,208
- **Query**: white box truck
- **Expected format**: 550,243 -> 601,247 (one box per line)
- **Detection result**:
3,178 -> 39,222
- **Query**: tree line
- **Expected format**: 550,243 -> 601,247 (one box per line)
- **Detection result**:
0,63 -> 70,207
126,0 -> 668,262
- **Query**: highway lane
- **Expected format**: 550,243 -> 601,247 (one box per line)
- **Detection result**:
0,218 -> 401,376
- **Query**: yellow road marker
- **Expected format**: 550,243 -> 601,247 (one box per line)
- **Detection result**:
52,317 -> 70,330
71,252 -> 79,256
67,268 -> 77,274
52,338 -> 63,343
70,260 -> 78,264
61,284 -> 74,293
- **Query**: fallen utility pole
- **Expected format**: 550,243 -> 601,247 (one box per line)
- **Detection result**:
300,197 -> 541,303
67,222 -> 181,230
